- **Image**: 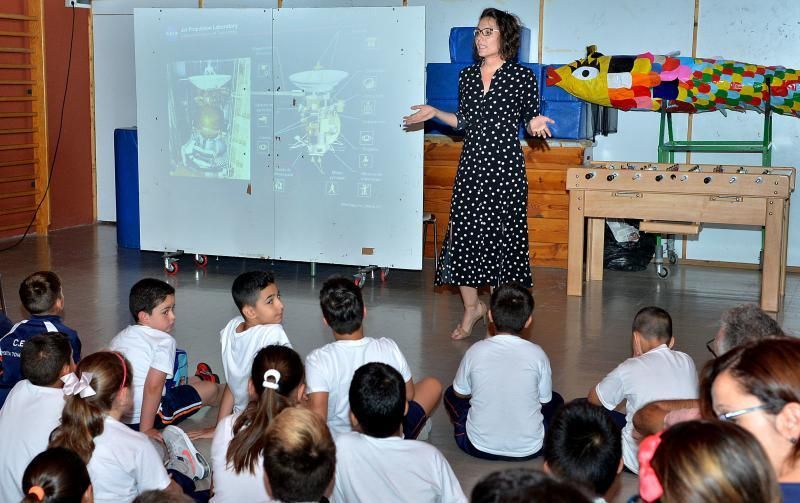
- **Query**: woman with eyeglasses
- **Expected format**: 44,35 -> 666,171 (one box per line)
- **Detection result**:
700,337 -> 800,501
403,8 -> 553,340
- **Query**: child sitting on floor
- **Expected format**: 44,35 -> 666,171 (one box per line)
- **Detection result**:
588,306 -> 698,473
0,271 -> 81,407
543,400 -> 622,502
216,271 -> 291,423
333,362 -> 466,503
0,333 -> 73,503
262,407 -> 336,503
445,283 -> 563,460
211,345 -> 305,503
110,278 -> 221,438
48,351 -> 206,502
305,277 -> 441,439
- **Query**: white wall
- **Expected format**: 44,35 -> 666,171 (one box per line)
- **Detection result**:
93,0 -> 800,266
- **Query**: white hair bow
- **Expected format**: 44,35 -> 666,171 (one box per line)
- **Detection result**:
61,372 -> 96,398
263,369 -> 281,390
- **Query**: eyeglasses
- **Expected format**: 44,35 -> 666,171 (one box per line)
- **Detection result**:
474,27 -> 500,37
718,404 -> 770,422
706,338 -> 718,358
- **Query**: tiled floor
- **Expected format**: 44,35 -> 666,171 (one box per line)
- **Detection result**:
2,224 -> 796,502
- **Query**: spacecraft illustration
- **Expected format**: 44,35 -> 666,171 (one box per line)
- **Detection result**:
287,66 -> 348,172
179,62 -> 234,177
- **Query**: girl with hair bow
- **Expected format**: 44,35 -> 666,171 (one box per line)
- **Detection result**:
636,420 -> 779,503
49,351 -> 186,502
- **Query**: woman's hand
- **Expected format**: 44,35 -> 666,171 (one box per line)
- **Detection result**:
403,105 -> 438,125
527,115 -> 555,138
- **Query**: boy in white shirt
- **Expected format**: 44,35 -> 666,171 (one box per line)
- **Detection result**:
543,400 -> 622,503
110,278 -> 222,439
588,306 -> 698,473
217,270 -> 291,422
333,362 -> 466,503
306,277 -> 442,438
0,333 -> 73,503
445,283 -> 563,460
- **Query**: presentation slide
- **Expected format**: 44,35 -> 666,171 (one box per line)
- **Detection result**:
135,8 -> 424,268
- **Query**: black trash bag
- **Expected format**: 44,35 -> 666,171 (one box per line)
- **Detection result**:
603,220 -> 656,272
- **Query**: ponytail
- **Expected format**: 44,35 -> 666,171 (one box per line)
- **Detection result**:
49,352 -> 131,463
227,345 -> 304,474
21,447 -> 91,503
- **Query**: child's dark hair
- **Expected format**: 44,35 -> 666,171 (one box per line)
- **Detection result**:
19,271 -> 62,315
49,351 -> 132,463
21,447 -> 91,503
349,362 -> 405,438
21,332 -> 72,386
632,306 -> 672,341
471,468 -> 592,503
128,278 -> 175,323
263,407 -> 336,503
476,8 -> 522,62
231,271 -> 276,314
319,277 -> 364,334
490,283 -> 534,334
227,345 -> 304,474
543,400 -> 621,496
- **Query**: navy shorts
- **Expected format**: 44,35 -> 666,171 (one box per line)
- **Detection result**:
128,384 -> 202,430
403,399 -> 427,439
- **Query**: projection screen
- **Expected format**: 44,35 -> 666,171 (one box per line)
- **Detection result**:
134,7 -> 425,269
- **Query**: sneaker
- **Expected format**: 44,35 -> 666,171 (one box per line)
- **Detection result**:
162,425 -> 210,480
195,362 -> 220,383
416,418 -> 433,441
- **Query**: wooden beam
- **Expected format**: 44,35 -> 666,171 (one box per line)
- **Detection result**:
0,47 -> 33,53
0,14 -> 37,21
0,31 -> 36,38
0,80 -> 35,84
0,144 -> 37,151
0,159 -> 37,167
0,222 -> 31,232
0,205 -> 36,216
0,174 -> 35,183
0,190 -> 36,199
29,0 -> 49,235
0,128 -> 37,134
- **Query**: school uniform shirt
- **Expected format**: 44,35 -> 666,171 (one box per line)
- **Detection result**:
453,334 -> 552,457
0,314 -> 81,407
305,337 -> 412,436
220,316 -> 292,414
88,416 -> 172,503
595,344 -> 698,473
110,325 -> 176,424
210,412 -> 273,503
0,380 -> 65,503
332,431 -> 467,503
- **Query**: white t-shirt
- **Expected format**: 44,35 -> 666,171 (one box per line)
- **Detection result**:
595,344 -> 698,473
453,334 -> 552,457
305,337 -> 412,435
0,380 -> 65,503
210,412 -> 273,503
88,416 -> 171,503
333,432 -> 466,503
110,325 -> 176,424
220,316 -> 292,414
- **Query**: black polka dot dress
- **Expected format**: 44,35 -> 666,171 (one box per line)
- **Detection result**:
435,61 -> 538,289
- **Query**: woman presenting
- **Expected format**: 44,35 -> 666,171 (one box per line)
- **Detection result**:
404,8 -> 554,340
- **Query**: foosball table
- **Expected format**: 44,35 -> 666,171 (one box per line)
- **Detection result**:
566,162 -> 795,312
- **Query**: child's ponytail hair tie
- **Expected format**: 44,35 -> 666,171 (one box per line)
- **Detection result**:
638,432 -> 664,502
27,485 -> 45,501
263,369 -> 281,390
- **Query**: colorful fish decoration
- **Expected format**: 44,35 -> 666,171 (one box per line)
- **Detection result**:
545,45 -> 800,117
